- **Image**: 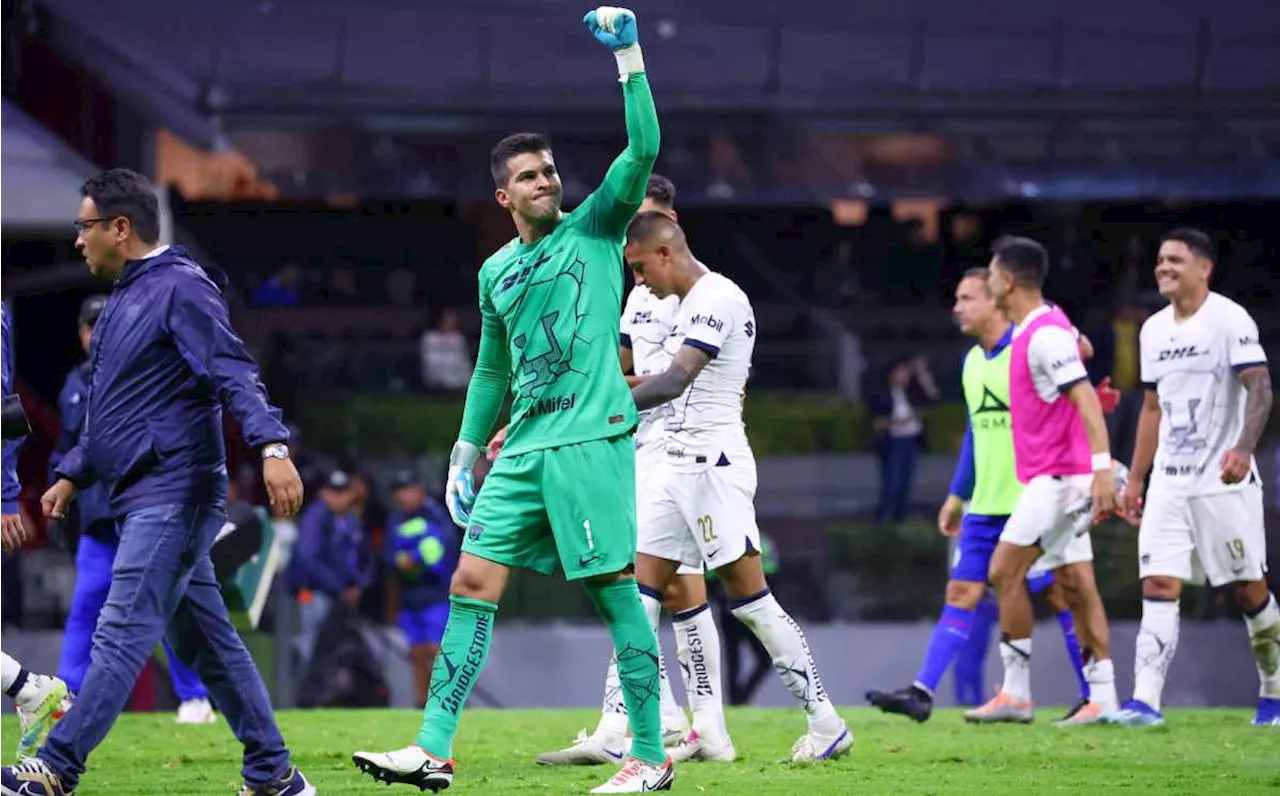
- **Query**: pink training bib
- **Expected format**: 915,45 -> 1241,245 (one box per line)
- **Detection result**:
1010,306 -> 1091,483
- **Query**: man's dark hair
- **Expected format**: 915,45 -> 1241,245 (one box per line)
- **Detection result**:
991,235 -> 1049,289
490,132 -> 552,187
1161,227 -> 1217,264
80,168 -> 160,243
626,210 -> 681,246
645,173 -> 675,206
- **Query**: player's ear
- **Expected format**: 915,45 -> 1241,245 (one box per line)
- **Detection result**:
494,187 -> 511,211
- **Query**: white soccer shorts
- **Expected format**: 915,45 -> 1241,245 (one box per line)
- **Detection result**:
636,441 -> 704,576
1000,474 -> 1095,568
637,446 -> 760,571
1138,484 -> 1267,587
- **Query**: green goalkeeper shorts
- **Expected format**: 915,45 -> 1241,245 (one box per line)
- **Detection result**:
462,433 -> 637,581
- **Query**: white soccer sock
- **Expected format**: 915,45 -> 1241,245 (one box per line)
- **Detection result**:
673,603 -> 729,739
1084,657 -> 1118,712
731,590 -> 841,735
1133,598 -> 1180,712
1244,593 -> 1280,698
595,653 -> 630,739
1,652 -> 22,694
999,638 -> 1032,702
639,590 -> 688,733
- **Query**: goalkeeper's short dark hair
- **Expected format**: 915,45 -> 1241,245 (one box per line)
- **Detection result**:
991,235 -> 1049,290
490,132 -> 552,187
645,174 -> 675,208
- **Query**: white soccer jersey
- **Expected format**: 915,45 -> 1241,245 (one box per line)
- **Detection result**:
620,284 -> 680,447
660,271 -> 755,453
1140,292 -> 1268,496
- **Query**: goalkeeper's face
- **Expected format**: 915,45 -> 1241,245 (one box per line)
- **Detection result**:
496,151 -> 563,223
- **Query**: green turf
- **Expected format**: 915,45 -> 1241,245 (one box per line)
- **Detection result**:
3,707 -> 1277,794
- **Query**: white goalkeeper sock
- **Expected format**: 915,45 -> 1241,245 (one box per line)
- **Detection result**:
1133,598 -> 1180,712
731,590 -> 841,735
673,603 -> 729,739
1244,593 -> 1280,698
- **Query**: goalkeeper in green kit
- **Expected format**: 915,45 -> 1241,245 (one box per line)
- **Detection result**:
352,7 -> 673,794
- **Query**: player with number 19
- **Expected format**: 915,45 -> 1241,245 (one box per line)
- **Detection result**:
353,8 -> 675,793
1107,228 -> 1279,727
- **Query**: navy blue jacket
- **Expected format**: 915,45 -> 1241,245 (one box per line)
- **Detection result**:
287,499 -> 375,596
385,498 -> 458,609
50,361 -> 113,536
54,246 -> 288,516
2,302 -> 22,515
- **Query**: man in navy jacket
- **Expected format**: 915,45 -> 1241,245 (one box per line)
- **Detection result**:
1,169 -> 312,796
52,294 -> 219,725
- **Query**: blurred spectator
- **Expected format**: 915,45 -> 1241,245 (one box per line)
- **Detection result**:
386,268 -> 419,309
286,468 -> 375,670
1046,225 -> 1096,319
384,469 -> 459,707
420,309 -> 473,391
869,355 -> 939,525
251,262 -> 301,307
813,240 -> 860,306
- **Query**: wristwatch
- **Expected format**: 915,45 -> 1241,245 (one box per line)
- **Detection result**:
262,443 -> 290,460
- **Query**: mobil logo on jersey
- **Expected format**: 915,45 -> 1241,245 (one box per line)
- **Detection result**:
689,312 -> 725,331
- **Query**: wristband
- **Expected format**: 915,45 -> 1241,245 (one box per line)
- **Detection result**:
614,44 -> 645,80
1092,453 -> 1113,472
450,441 -> 480,469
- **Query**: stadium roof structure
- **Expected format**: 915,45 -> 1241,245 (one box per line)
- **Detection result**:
26,0 -> 1280,199
1,99 -> 98,232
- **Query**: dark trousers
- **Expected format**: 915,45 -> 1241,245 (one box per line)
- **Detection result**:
39,503 -> 290,790
875,436 -> 919,524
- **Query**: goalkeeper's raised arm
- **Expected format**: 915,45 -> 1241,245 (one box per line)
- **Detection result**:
582,6 -> 660,236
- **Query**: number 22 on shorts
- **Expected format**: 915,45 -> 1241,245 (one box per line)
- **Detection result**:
698,515 -> 716,543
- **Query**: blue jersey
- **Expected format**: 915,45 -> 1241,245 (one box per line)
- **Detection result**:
385,498 -> 459,609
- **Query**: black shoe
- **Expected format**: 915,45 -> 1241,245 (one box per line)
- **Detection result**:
238,766 -> 316,795
1060,697 -> 1090,722
865,685 -> 933,723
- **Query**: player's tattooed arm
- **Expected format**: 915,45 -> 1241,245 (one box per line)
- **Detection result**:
631,344 -> 711,411
1234,365 -> 1273,456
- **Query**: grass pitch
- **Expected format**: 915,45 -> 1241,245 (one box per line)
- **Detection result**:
3,707 -> 1277,794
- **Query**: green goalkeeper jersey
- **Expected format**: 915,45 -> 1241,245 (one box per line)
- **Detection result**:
457,73 -> 659,458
